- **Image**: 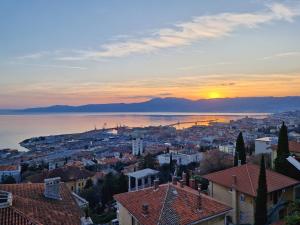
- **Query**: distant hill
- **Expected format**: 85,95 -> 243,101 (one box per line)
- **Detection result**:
2,96 -> 300,114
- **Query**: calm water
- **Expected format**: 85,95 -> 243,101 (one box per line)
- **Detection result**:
0,112 -> 269,151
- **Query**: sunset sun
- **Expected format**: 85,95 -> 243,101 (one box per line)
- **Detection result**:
208,92 -> 221,99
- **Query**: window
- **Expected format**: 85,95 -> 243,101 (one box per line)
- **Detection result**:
240,194 -> 245,202
131,216 -> 136,225
240,211 -> 245,222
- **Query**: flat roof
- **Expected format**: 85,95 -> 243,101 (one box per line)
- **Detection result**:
127,168 -> 159,179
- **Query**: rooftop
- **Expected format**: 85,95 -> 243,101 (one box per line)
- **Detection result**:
0,183 -> 81,225
0,165 -> 19,171
203,164 -> 299,197
127,168 -> 159,179
26,165 -> 95,183
114,183 -> 231,225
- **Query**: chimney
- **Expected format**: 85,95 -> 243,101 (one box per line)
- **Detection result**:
238,160 -> 241,166
182,172 -> 187,185
172,176 -> 177,185
232,175 -> 237,188
179,179 -> 184,188
153,179 -> 159,190
189,178 -> 196,190
44,177 -> 62,200
197,184 -> 202,210
142,203 -> 149,215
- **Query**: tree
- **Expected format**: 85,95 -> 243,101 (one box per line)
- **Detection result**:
199,150 -> 232,174
84,178 -> 94,189
285,200 -> 300,225
115,173 -> 128,194
254,155 -> 268,225
138,153 -> 158,170
101,173 -> 115,206
236,132 -> 246,165
275,122 -> 290,176
234,151 -> 238,167
1,175 -> 16,184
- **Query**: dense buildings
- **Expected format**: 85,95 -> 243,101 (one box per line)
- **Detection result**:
0,165 -> 21,183
203,164 -> 300,225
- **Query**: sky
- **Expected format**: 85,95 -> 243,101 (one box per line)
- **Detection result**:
1,0 -> 300,109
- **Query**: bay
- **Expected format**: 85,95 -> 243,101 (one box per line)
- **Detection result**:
0,112 -> 269,151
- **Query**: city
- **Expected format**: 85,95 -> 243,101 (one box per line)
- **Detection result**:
1,1 -> 300,225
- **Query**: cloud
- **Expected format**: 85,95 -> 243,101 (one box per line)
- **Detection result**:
261,51 -> 300,60
54,3 -> 299,61
9,62 -> 87,70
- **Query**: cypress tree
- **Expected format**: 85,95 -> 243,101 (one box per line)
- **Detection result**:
275,122 -> 290,175
236,132 -> 246,165
277,122 -> 290,157
234,151 -> 238,167
254,155 -> 268,225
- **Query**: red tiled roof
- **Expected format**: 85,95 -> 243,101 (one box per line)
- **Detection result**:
114,183 -> 231,225
203,164 -> 299,197
0,165 -> 19,171
271,141 -> 300,153
27,166 -> 95,183
0,183 -> 81,225
289,141 -> 300,153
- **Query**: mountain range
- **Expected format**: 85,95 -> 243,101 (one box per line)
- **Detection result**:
1,96 -> 300,114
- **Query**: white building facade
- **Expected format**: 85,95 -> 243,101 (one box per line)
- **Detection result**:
0,165 -> 21,183
157,150 -> 202,166
132,137 -> 143,156
255,137 -> 278,155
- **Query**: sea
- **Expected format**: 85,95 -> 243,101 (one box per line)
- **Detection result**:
0,112 -> 269,151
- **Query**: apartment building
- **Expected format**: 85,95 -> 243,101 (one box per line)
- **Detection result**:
203,164 -> 300,225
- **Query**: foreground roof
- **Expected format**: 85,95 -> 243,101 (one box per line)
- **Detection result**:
203,164 -> 299,197
0,183 -> 81,225
114,183 -> 231,225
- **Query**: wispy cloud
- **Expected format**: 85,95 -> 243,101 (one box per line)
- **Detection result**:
177,62 -> 234,71
52,3 -> 299,61
261,51 -> 300,60
9,62 -> 87,70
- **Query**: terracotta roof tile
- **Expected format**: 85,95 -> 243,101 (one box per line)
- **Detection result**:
0,183 -> 81,225
289,141 -> 300,153
203,164 -> 300,197
0,165 -> 19,171
114,183 -> 231,225
27,166 -> 94,183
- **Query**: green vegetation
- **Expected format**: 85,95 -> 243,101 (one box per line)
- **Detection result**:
285,200 -> 300,225
275,122 -> 290,176
235,132 -> 246,165
254,155 -> 267,225
138,153 -> 159,170
1,175 -> 16,184
80,172 -> 128,223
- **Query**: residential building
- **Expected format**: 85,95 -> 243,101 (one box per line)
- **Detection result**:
219,144 -> 235,156
0,165 -> 21,183
0,177 -> 83,225
255,137 -> 278,155
114,181 -> 231,225
203,164 -> 300,225
271,141 -> 300,167
26,165 -> 96,193
132,137 -> 143,156
127,168 -> 159,191
157,150 -> 202,166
